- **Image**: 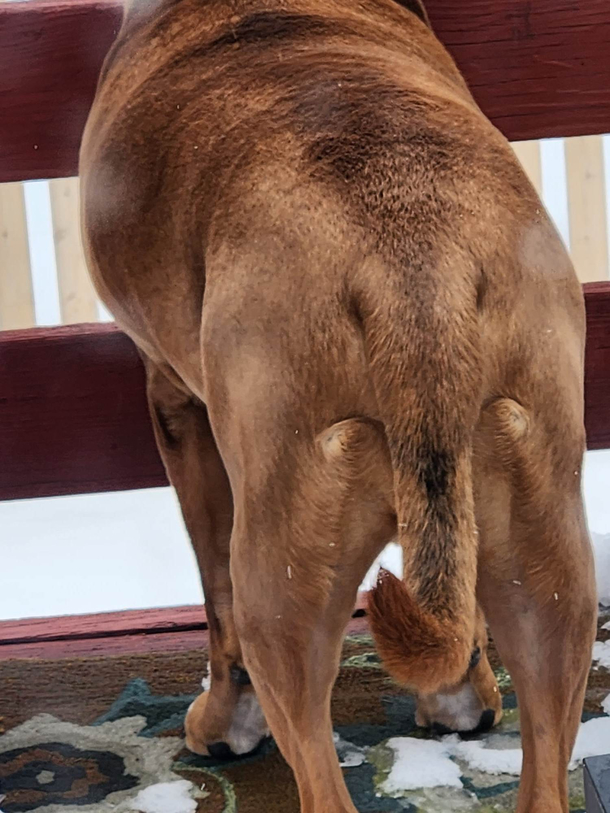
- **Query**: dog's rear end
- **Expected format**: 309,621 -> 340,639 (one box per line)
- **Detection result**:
81,1 -> 596,810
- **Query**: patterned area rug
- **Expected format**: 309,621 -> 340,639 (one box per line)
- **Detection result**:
1,614 -> 609,813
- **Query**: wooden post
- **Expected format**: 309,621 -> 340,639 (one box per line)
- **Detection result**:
512,140 -> 543,196
566,135 -> 610,282
0,182 -> 36,330
49,177 -> 98,324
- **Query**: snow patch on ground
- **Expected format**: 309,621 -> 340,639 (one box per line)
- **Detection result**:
593,640 -> 610,669
379,714 -> 610,794
450,717 -> 610,778
333,732 -> 366,768
603,693 -> 610,715
449,737 -> 522,776
381,738 -> 463,793
129,780 -> 198,813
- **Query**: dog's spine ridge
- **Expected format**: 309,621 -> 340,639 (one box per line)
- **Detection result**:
363,278 -> 481,694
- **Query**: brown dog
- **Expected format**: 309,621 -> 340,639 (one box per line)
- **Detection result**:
80,0 -> 597,810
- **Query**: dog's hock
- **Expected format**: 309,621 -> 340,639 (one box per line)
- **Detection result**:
318,419 -> 376,460
318,423 -> 352,460
482,397 -> 530,447
317,418 -> 390,466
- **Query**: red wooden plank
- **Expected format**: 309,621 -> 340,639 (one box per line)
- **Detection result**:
0,629 -> 211,660
0,605 -> 208,646
0,0 -> 122,183
0,323 -> 168,500
1,0 -> 610,183
426,0 -> 610,142
0,285 -> 609,501
0,617 -> 371,659
0,597 -> 367,646
584,283 -> 610,451
0,604 -> 369,660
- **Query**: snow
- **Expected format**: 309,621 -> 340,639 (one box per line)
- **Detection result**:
361,542 -> 403,590
571,717 -> 610,768
584,451 -> 610,537
380,713 -> 610,794
593,533 -> 610,606
381,738 -> 463,794
333,732 -> 366,768
129,781 -> 197,813
0,488 -> 203,620
450,737 -> 523,776
603,693 -> 610,715
452,718 -> 610,777
593,641 -> 610,670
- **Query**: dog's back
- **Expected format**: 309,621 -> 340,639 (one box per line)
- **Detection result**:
82,0 -> 545,360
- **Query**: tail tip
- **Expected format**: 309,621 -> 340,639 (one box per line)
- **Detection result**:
368,570 -> 472,694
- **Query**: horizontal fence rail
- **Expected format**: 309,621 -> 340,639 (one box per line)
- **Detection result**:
0,0 -> 122,184
1,0 -> 610,184
0,324 -> 167,501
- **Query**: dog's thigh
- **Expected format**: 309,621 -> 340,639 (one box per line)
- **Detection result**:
474,397 -> 596,813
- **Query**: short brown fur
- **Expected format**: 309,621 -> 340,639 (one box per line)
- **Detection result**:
81,0 -> 597,810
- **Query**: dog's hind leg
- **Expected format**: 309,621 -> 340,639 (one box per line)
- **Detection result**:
228,418 -> 396,813
475,398 -> 597,813
144,359 -> 268,757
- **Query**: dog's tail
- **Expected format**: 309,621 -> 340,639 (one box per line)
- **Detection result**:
363,270 -> 481,694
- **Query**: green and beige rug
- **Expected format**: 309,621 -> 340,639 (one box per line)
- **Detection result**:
1,614 -> 609,813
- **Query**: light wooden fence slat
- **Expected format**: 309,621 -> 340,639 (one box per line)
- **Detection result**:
0,182 -> 35,330
566,135 -> 610,282
512,140 -> 543,196
49,178 -> 98,324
